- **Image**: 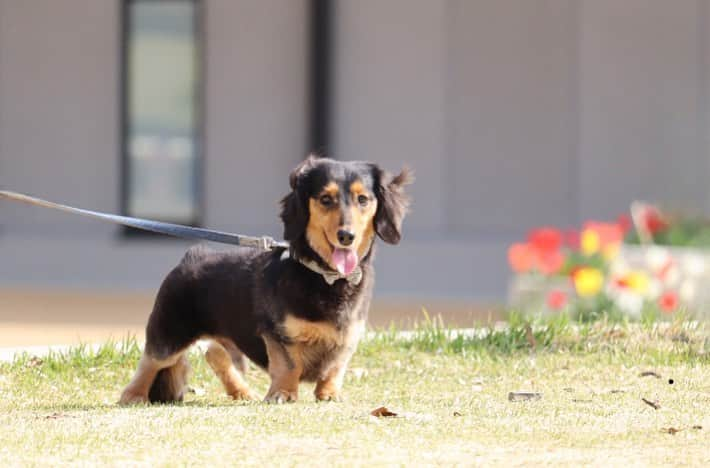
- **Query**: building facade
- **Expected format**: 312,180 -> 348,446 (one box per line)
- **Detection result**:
2,0 -> 710,310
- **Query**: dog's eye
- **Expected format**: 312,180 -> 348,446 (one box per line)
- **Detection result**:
319,195 -> 334,207
357,195 -> 369,206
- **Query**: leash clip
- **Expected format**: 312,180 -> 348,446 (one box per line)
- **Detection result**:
260,236 -> 274,250
257,236 -> 289,251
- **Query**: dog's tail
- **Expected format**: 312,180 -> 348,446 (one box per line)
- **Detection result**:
148,354 -> 191,403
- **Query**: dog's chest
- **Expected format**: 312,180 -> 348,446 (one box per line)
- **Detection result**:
283,314 -> 364,380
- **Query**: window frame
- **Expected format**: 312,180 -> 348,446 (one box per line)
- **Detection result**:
119,0 -> 205,235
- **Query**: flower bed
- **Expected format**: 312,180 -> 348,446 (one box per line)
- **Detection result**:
507,206 -> 710,321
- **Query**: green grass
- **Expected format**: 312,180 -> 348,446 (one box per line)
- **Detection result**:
1,316 -> 708,466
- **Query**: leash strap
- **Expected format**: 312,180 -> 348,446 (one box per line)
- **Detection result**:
0,190 -> 289,250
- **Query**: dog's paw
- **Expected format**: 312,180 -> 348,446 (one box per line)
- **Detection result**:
229,388 -> 259,401
315,390 -> 344,402
118,390 -> 149,406
264,389 -> 298,404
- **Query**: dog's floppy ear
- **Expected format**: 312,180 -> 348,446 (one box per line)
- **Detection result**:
372,165 -> 414,244
288,154 -> 318,190
280,155 -> 318,241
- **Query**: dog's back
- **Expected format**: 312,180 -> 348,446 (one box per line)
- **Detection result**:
145,245 -> 270,363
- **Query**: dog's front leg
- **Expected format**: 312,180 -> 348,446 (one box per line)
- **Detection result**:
262,336 -> 302,403
314,342 -> 359,402
314,363 -> 348,402
315,321 -> 364,402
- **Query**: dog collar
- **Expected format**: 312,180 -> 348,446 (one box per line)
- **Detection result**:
280,249 -> 363,285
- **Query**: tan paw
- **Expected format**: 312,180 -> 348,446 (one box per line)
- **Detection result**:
315,390 -> 344,402
229,388 -> 259,401
118,390 -> 149,406
264,389 -> 298,404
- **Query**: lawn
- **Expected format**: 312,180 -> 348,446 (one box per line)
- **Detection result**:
0,316 -> 708,466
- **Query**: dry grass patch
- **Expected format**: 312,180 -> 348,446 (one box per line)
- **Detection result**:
0,319 -> 708,466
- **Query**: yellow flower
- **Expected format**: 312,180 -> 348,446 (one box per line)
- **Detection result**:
625,271 -> 649,294
574,267 -> 604,297
602,243 -> 620,261
580,229 -> 600,256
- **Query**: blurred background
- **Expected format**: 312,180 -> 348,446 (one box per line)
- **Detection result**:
2,0 -> 709,344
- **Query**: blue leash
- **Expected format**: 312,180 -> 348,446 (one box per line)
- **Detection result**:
0,190 -> 288,250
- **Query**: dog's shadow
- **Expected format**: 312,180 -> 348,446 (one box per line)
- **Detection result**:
28,399 -> 262,414
29,402 -> 118,414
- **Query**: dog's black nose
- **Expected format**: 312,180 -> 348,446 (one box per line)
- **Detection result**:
337,229 -> 355,246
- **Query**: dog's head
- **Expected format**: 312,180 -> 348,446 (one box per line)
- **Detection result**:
280,156 -> 412,275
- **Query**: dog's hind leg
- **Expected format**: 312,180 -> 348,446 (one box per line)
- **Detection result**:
148,352 -> 191,403
216,338 -> 249,375
119,348 -> 191,405
205,341 -> 257,401
119,351 -> 187,405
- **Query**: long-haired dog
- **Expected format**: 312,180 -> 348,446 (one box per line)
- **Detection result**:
119,156 -> 412,404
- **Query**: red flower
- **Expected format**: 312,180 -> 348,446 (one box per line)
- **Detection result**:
508,242 -> 564,275
616,214 -> 632,234
564,229 -> 580,250
568,265 -> 583,279
546,290 -> 567,310
658,291 -> 679,313
640,206 -> 668,234
527,227 -> 562,254
583,221 -> 623,246
508,243 -> 535,273
505,227 -> 565,276
537,250 -> 564,275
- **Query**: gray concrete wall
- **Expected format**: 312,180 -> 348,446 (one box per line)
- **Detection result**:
204,0 -> 308,236
578,0 -> 707,217
1,0 -> 709,304
0,0 -> 119,238
332,0 -> 710,301
0,0 -> 309,291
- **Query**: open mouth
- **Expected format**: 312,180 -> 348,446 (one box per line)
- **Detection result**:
331,245 -> 358,276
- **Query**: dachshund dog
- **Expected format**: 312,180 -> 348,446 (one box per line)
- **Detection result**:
119,156 -> 412,404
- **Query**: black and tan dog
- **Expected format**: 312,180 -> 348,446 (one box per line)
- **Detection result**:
119,156 -> 411,404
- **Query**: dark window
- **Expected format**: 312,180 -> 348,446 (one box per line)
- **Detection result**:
121,0 -> 202,225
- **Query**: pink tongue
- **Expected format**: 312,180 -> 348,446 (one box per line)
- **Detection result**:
332,248 -> 358,275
